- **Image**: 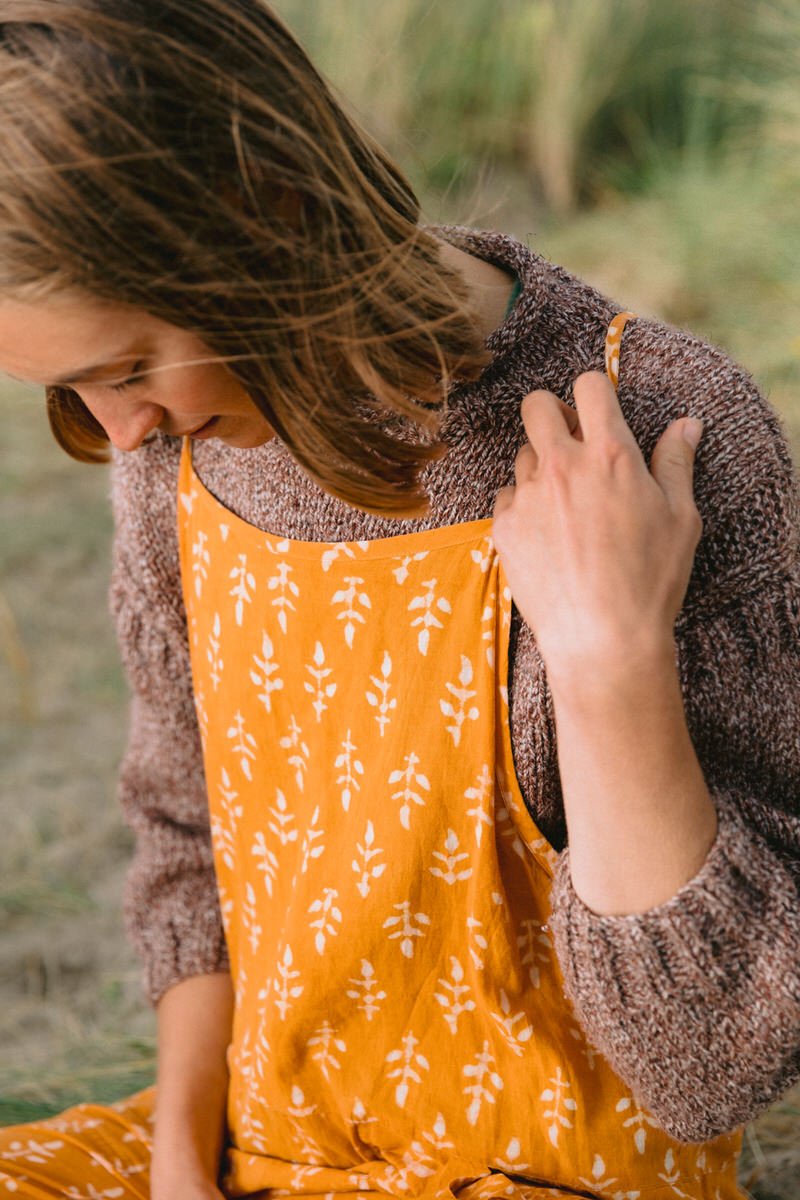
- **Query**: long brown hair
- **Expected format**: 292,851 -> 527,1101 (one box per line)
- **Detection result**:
0,0 -> 492,515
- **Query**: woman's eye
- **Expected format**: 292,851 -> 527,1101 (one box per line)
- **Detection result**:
108,361 -> 147,392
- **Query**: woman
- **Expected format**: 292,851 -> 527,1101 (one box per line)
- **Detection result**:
0,2 -> 797,1198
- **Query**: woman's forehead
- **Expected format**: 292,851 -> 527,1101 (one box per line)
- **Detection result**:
0,296 -> 159,385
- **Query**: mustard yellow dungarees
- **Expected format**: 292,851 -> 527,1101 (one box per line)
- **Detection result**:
0,314 -> 745,1199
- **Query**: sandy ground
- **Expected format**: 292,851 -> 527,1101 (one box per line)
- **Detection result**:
1,302 -> 798,1193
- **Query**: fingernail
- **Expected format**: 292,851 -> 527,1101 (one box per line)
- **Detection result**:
683,418 -> 704,450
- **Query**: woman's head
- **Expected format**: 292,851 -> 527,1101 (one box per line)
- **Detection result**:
0,0 -> 491,515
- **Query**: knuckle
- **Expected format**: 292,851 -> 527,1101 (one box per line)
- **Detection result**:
514,442 -> 533,469
687,506 -> 704,541
543,443 -> 572,477
597,435 -> 630,468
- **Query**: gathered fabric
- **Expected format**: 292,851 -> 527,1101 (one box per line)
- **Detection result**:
0,312 -> 744,1199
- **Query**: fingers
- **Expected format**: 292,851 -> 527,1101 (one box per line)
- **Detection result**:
570,370 -> 635,445
493,484 -> 514,519
520,390 -> 578,451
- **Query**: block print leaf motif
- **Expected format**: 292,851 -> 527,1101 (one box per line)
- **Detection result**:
578,1154 -> 641,1200
480,593 -> 496,669
267,787 -> 298,847
440,656 -> 480,747
388,751 -> 431,830
287,1085 -> 325,1165
385,1031 -> 430,1108
321,542 -> 362,572
273,944 -> 303,1020
1,1137 -> 65,1164
471,535 -> 495,574
307,1021 -> 346,1081
250,632 -> 284,714
489,989 -> 534,1057
568,1020 -> 599,1071
464,764 -> 494,847
420,1112 -> 455,1154
493,1136 -> 532,1175
517,917 -> 552,991
380,1138 -> 437,1194
463,1040 -> 504,1127
267,558 -> 300,635
207,612 -> 224,692
229,553 -> 256,626
331,574 -> 372,648
365,650 -> 396,737
391,549 -> 428,584
496,801 -> 526,861
194,685 -> 210,751
335,729 -> 364,813
227,710 -> 257,780
231,1027 -> 268,1154
279,714 -> 310,792
433,956 -> 476,1034
67,1160 -> 143,1192
179,485 -> 198,516
28,1112 -> 102,1135
304,640 -> 337,722
300,805 -> 325,873
211,767 -> 242,870
498,580 -> 512,634
615,1095 -> 661,1155
352,820 -> 386,898
251,985 -> 272,1085
251,830 -> 279,898
192,528 -> 210,598
383,900 -> 431,958
241,881 -> 262,955
429,828 -> 473,884
346,958 -> 387,1020
64,1186 -> 126,1198
466,914 -> 489,970
408,577 -> 452,656
307,887 -> 342,954
540,1066 -> 577,1148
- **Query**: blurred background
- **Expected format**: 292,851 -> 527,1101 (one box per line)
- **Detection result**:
1,1 -> 798,1194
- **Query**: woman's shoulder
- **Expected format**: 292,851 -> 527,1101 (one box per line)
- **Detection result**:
498,236 -> 799,609
613,313 -> 799,610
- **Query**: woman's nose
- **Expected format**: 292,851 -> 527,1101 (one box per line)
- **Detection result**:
84,396 -> 164,452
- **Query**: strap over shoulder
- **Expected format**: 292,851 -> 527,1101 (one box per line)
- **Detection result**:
604,310 -> 637,390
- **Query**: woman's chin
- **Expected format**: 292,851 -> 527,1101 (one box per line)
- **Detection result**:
217,426 -> 278,450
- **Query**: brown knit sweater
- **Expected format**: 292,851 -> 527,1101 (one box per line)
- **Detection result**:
109,224 -> 800,1146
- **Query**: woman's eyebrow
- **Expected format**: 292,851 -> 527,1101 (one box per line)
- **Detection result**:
49,357 -> 140,386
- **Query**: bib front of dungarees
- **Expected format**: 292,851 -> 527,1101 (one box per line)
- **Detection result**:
177,314 -> 745,1200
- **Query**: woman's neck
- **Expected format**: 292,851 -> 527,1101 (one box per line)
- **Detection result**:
435,237 -> 517,341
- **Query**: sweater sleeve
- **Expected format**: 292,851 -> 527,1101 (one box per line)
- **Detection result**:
109,435 -> 229,1007
546,320 -> 800,1142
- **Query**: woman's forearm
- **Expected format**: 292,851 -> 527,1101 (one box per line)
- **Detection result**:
151,971 -> 235,1192
549,639 -> 718,916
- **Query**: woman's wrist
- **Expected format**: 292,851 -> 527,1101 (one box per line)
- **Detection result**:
152,973 -> 235,1190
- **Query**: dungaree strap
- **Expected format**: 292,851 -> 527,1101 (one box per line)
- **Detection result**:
604,310 -> 636,390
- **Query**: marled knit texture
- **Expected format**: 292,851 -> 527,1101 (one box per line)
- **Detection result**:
109,224 -> 800,1143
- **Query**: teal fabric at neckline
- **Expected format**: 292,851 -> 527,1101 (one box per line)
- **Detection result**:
505,275 -> 522,318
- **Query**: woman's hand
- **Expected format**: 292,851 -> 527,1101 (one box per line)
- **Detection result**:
492,370 -> 704,688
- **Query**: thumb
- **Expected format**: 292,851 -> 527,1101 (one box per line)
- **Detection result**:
650,417 -> 703,504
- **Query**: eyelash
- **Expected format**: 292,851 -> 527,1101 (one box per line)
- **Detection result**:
108,361 -> 146,392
